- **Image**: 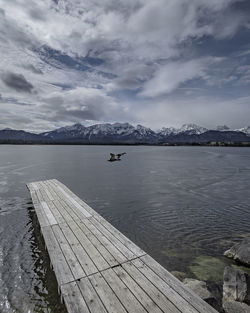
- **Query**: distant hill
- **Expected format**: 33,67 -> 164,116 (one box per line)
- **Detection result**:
0,128 -> 46,143
1,123 -> 250,145
159,130 -> 250,144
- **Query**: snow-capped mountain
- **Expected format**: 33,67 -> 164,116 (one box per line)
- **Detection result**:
135,125 -> 156,137
42,123 -> 87,138
1,122 -> 250,144
235,126 -> 250,136
41,123 -> 158,143
157,127 -> 178,136
176,123 -> 208,135
158,124 -> 207,136
88,123 -> 134,136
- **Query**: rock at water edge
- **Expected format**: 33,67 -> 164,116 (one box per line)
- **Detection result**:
224,238 -> 250,267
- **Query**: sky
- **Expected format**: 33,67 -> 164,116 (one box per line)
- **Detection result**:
0,0 -> 250,132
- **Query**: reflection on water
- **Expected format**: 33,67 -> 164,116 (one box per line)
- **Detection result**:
0,198 -> 66,313
0,145 -> 250,312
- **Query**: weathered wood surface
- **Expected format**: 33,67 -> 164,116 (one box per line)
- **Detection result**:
27,179 -> 218,313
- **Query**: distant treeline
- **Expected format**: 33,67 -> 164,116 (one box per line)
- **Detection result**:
1,140 -> 250,147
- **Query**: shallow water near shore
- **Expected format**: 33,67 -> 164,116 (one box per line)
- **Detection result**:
0,145 -> 250,312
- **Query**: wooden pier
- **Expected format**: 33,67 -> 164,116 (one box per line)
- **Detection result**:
27,179 -> 218,313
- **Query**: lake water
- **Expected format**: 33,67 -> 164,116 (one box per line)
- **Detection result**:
0,145 -> 250,312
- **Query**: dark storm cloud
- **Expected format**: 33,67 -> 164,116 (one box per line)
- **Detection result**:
1,72 -> 34,93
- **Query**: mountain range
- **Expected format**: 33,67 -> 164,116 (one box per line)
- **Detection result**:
0,123 -> 250,145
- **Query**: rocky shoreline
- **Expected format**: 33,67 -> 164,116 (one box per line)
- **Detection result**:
222,238 -> 250,312
172,238 -> 250,312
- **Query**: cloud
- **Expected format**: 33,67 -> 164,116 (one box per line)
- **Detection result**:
132,94 -> 250,130
139,59 -> 209,97
1,72 -> 34,93
0,6 -> 37,50
23,64 -> 43,75
0,0 -> 250,131
41,86 -> 130,123
107,64 -> 154,91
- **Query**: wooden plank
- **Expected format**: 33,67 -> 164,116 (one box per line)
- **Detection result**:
122,261 -> 181,313
41,226 -> 74,285
63,198 -> 92,221
88,273 -> 127,313
101,268 -> 148,313
61,282 -> 90,313
30,190 -> 39,204
43,184 -> 55,201
77,277 -> 108,313
58,222 -> 100,276
41,201 -> 57,225
65,220 -> 110,271
31,182 -> 39,191
132,259 -> 199,313
93,214 -> 145,257
45,180 -> 69,201
70,220 -> 119,268
36,189 -> 44,202
56,185 -> 92,218
140,255 -> 218,313
79,219 -> 127,264
89,217 -> 136,260
113,265 -> 163,313
39,183 -> 53,202
34,203 -> 50,228
52,179 -> 96,216
52,224 -> 86,280
59,198 -> 81,221
44,182 -> 60,201
46,201 -> 65,224
53,200 -> 74,222
46,182 -> 90,221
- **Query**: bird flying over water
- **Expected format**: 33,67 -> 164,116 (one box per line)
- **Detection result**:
108,152 -> 126,162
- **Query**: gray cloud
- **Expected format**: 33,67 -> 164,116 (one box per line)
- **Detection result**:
0,0 -> 250,131
114,77 -> 142,90
28,7 -> 47,21
0,7 -> 37,50
139,58 -> 212,98
38,86 -> 131,125
1,72 -> 34,93
23,64 -> 43,75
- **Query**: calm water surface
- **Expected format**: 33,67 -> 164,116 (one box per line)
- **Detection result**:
0,145 -> 250,312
